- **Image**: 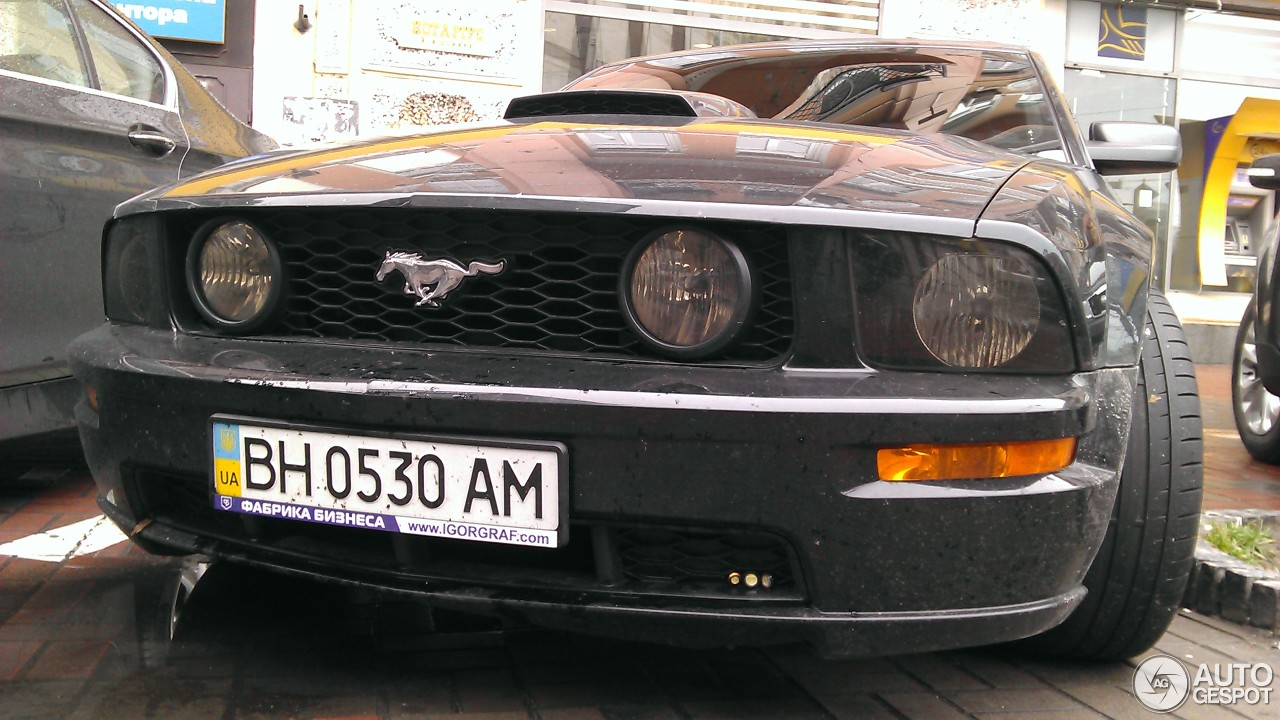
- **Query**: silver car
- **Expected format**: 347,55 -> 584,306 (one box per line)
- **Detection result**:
0,0 -> 275,442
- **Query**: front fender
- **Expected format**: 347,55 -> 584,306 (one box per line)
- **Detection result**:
976,161 -> 1152,371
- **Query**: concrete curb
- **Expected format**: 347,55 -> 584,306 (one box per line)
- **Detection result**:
1183,322 -> 1239,365
1182,510 -> 1280,633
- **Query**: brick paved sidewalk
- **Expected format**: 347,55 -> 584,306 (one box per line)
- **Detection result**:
0,462 -> 1274,719
1197,364 -> 1280,511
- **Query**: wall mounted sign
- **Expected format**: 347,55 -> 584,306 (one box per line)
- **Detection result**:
365,0 -> 524,81
1066,1 -> 1173,73
314,0 -> 351,73
396,17 -> 498,57
1097,4 -> 1147,61
113,0 -> 227,44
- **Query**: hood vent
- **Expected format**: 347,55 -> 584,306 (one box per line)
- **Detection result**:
504,90 -> 756,121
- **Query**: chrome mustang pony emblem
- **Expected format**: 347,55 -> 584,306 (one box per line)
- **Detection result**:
375,250 -> 506,308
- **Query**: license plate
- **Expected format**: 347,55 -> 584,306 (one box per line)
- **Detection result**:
209,416 -> 565,547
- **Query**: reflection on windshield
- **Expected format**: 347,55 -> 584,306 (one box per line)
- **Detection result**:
780,63 -> 950,125
569,47 -> 1062,156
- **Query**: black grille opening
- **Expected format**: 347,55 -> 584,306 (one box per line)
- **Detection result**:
129,469 -> 804,602
505,91 -> 696,119
615,527 -> 794,589
169,209 -> 794,363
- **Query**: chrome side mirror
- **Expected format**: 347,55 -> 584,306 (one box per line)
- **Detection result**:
1087,121 -> 1182,176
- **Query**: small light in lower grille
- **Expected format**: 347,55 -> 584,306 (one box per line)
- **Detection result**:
617,527 -> 792,588
727,571 -> 773,589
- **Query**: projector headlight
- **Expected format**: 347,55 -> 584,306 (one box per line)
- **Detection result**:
621,228 -> 755,360
187,219 -> 282,331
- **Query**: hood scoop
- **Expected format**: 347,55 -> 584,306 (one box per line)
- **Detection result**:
504,89 -> 757,121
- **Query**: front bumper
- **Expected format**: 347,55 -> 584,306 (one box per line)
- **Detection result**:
71,324 -> 1135,655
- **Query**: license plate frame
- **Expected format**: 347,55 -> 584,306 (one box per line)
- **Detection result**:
208,415 -> 567,548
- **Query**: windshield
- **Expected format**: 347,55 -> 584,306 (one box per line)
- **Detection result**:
566,46 -> 1063,156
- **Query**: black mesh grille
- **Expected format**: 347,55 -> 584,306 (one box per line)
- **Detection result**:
180,210 -> 793,363
615,527 -> 794,589
505,91 -> 695,119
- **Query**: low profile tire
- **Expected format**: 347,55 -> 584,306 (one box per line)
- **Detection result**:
1025,291 -> 1203,659
1231,302 -> 1280,463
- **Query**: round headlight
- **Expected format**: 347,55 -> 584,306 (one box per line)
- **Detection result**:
912,254 -> 1040,368
622,228 -> 754,359
187,220 -> 282,330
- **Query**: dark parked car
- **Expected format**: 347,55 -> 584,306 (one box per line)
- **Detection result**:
0,0 -> 274,443
70,39 -> 1200,659
1232,154 -> 1280,461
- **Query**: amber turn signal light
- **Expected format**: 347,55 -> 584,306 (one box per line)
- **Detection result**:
877,437 -> 1076,481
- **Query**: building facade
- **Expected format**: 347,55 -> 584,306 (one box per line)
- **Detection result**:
133,0 -> 1280,300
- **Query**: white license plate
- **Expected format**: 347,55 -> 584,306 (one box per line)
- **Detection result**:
209,417 -> 565,547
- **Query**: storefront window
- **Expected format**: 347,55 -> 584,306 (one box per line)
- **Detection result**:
542,0 -> 878,91
543,12 -> 784,90
552,0 -> 879,35
1181,11 -> 1280,81
1178,80 -> 1280,123
1065,68 -> 1176,290
1172,81 -> 1280,293
1172,11 -> 1280,293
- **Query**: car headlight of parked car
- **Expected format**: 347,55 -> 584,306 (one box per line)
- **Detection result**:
851,233 -> 1075,373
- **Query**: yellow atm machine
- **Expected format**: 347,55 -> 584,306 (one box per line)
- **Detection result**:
1198,97 -> 1280,291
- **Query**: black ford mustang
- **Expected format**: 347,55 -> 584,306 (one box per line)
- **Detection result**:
71,39 -> 1201,659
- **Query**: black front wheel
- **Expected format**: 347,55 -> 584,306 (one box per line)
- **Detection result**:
1026,291 -> 1203,659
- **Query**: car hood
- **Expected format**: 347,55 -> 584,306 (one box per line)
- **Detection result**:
125,118 -> 1032,238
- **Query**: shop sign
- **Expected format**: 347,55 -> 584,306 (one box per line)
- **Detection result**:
1205,115 -> 1230,178
114,0 -> 227,44
1066,1 -> 1173,73
396,17 -> 497,57
1097,3 -> 1146,61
